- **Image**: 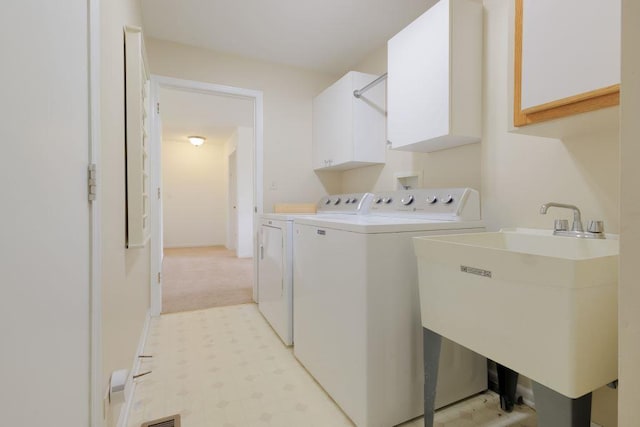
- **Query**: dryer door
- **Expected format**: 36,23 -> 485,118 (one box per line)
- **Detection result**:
258,224 -> 289,344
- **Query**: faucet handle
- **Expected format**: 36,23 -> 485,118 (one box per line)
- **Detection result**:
587,220 -> 605,234
554,219 -> 569,231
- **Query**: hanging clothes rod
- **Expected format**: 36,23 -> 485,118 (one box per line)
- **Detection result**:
353,73 -> 388,98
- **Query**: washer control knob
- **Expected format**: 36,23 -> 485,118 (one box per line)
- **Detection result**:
345,198 -> 351,204
334,197 -> 341,205
351,197 -> 358,203
373,197 -> 382,204
383,197 -> 393,204
324,198 -> 332,205
401,195 -> 414,206
426,196 -> 438,204
441,195 -> 454,204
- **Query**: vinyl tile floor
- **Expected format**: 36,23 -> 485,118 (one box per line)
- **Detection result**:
127,304 -> 537,427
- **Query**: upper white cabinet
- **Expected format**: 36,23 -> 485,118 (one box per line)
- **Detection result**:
387,0 -> 482,153
513,0 -> 620,128
312,71 -> 386,171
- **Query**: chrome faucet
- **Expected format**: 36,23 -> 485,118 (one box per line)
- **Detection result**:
539,202 -> 584,232
539,202 -> 605,239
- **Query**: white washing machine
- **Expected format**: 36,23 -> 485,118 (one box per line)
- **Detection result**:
293,188 -> 488,427
258,193 -> 373,346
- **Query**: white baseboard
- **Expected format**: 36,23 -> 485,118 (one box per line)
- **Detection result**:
517,382 -> 536,408
116,310 -> 152,427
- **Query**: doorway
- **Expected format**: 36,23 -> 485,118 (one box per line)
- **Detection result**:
149,76 -> 264,315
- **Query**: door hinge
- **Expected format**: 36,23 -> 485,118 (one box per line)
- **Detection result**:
156,102 -> 160,114
157,272 -> 161,283
157,187 -> 161,199
88,163 -> 97,202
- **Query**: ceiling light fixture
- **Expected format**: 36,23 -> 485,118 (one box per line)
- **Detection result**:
188,136 -> 206,147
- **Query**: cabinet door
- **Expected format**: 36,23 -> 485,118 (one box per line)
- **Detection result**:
388,0 -> 450,148
312,76 -> 352,169
514,0 -> 620,126
387,0 -> 481,152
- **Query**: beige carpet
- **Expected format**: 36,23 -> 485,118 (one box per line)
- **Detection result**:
162,246 -> 253,314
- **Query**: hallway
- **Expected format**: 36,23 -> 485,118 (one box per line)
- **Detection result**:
162,246 -> 253,313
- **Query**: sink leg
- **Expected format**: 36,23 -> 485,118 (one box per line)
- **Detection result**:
532,381 -> 592,427
423,327 -> 442,427
497,363 -> 519,412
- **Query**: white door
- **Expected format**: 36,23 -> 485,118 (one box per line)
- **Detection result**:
0,1 -> 91,425
228,150 -> 238,251
258,224 -> 289,344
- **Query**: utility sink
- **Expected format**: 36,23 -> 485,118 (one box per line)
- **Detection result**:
414,228 -> 619,399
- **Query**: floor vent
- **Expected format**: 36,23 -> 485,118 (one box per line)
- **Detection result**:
141,414 -> 181,427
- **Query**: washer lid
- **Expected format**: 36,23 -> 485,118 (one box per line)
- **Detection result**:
294,215 -> 485,234
261,212 -> 315,222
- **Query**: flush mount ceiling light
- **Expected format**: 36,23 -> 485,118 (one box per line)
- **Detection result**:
188,136 -> 206,147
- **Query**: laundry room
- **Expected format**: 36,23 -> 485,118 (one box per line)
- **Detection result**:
126,1 -> 622,424
6,1 -> 638,427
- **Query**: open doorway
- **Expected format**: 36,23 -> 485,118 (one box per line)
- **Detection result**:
149,76 -> 264,315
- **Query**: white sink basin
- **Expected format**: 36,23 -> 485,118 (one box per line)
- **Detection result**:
413,228 -> 619,398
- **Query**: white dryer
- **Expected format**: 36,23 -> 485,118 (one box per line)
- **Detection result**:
258,193 -> 373,346
293,188 -> 488,427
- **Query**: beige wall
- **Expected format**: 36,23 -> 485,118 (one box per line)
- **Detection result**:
101,0 -> 151,424
346,0 -> 620,424
619,0 -> 640,424
483,0 -> 619,235
483,3 -> 619,421
146,39 -> 343,210
162,139 -> 228,248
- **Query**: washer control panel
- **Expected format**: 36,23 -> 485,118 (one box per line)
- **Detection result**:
317,193 -> 374,214
370,188 -> 481,221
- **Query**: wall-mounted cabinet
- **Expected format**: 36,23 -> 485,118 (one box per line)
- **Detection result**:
513,0 -> 620,130
124,26 -> 150,248
387,0 -> 482,153
312,71 -> 386,171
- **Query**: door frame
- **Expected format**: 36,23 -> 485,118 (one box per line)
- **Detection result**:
88,0 -> 102,425
149,75 -> 264,316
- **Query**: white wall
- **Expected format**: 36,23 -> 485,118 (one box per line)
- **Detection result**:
100,0 -> 152,425
145,39 -> 343,211
0,2 -> 91,425
162,139 -> 228,248
346,1 -> 620,424
619,0 -> 640,424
